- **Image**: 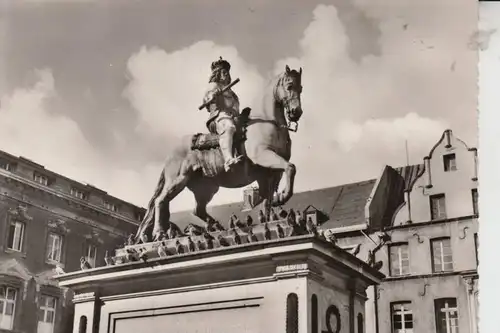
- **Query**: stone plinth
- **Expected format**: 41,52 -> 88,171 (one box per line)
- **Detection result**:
56,235 -> 384,333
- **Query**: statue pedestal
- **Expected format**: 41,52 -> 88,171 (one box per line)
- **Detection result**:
56,235 -> 383,333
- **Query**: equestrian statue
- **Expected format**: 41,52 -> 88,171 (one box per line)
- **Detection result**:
135,57 -> 304,242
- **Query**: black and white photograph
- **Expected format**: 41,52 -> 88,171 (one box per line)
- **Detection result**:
0,0 -> 492,332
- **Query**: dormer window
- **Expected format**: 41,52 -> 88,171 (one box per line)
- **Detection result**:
33,172 -> 49,186
306,212 -> 317,225
104,200 -> 118,212
135,210 -> 144,221
443,153 -> 457,172
70,187 -> 87,200
0,161 -> 15,172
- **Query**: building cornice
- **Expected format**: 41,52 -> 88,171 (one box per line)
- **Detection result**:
0,168 -> 138,227
55,236 -> 385,289
0,191 -> 128,238
383,269 -> 478,282
383,215 -> 478,231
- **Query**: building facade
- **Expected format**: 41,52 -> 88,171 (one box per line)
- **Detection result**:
0,128 -> 477,333
0,151 -> 143,333
165,129 -> 478,333
370,129 -> 479,333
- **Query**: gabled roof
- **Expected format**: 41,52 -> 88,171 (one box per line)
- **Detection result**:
170,179 -> 377,231
394,164 -> 425,192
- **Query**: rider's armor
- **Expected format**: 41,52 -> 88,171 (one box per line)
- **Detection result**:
203,58 -> 242,171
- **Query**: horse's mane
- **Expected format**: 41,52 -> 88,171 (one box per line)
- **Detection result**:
266,69 -> 302,95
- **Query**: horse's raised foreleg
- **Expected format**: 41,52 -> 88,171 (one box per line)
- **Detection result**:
188,180 -> 220,224
250,149 -> 296,206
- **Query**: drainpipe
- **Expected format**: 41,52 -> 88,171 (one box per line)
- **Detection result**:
404,190 -> 412,224
465,278 -> 478,333
470,148 -> 478,181
374,285 -> 380,333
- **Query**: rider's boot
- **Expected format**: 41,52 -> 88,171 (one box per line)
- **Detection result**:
219,126 -> 242,171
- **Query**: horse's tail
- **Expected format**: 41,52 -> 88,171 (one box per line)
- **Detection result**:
134,169 -> 166,242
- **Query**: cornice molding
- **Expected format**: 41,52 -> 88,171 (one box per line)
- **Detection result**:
0,192 -> 128,238
0,168 -> 139,226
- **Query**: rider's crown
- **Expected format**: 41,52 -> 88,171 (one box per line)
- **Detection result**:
211,57 -> 231,72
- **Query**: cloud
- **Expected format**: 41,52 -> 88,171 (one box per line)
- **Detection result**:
269,3 -> 474,192
119,2 -> 476,209
122,41 -> 268,209
0,69 -> 164,207
124,41 -> 264,141
334,113 -> 448,154
1,1 -> 477,215
0,69 -> 97,176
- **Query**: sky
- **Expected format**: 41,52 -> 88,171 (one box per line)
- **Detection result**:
0,0 -> 478,211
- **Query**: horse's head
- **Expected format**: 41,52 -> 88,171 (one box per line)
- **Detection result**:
276,65 -> 303,125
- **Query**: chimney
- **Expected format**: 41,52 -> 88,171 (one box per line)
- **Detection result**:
444,129 -> 452,148
424,156 -> 433,188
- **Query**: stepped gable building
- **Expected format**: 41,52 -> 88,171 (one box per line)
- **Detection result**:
167,129 -> 478,333
0,150 -> 144,333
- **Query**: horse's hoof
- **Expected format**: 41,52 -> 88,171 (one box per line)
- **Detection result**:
272,192 -> 286,206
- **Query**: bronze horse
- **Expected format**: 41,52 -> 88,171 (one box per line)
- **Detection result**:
135,65 -> 304,242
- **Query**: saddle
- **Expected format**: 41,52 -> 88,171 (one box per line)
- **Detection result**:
190,108 -> 251,151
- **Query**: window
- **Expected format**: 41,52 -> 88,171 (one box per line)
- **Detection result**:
471,189 -> 478,215
286,293 -> 299,333
391,302 -> 413,333
474,233 -> 479,267
389,243 -> 410,276
46,233 -> 63,263
357,313 -> 364,333
38,295 -> 56,333
33,172 -> 49,186
431,238 -> 453,272
0,162 -> 14,172
311,294 -> 318,333
71,188 -> 87,200
0,286 -> 17,330
443,154 -> 457,172
434,298 -> 459,333
85,243 -> 97,267
430,194 -> 447,220
7,221 -> 25,252
306,212 -> 317,225
134,211 -> 144,221
103,201 -> 117,212
78,316 -> 87,333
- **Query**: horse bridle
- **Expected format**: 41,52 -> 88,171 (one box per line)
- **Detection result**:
273,75 -> 302,132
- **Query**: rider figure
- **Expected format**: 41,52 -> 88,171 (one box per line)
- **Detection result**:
203,57 -> 243,172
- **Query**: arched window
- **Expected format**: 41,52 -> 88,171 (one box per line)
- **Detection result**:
311,294 -> 318,333
78,315 -> 87,333
286,293 -> 299,333
357,313 -> 364,333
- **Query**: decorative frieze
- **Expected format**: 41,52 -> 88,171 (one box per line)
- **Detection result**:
85,229 -> 104,244
276,264 -> 309,273
7,204 -> 33,222
48,218 -> 71,234
73,291 -> 96,303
